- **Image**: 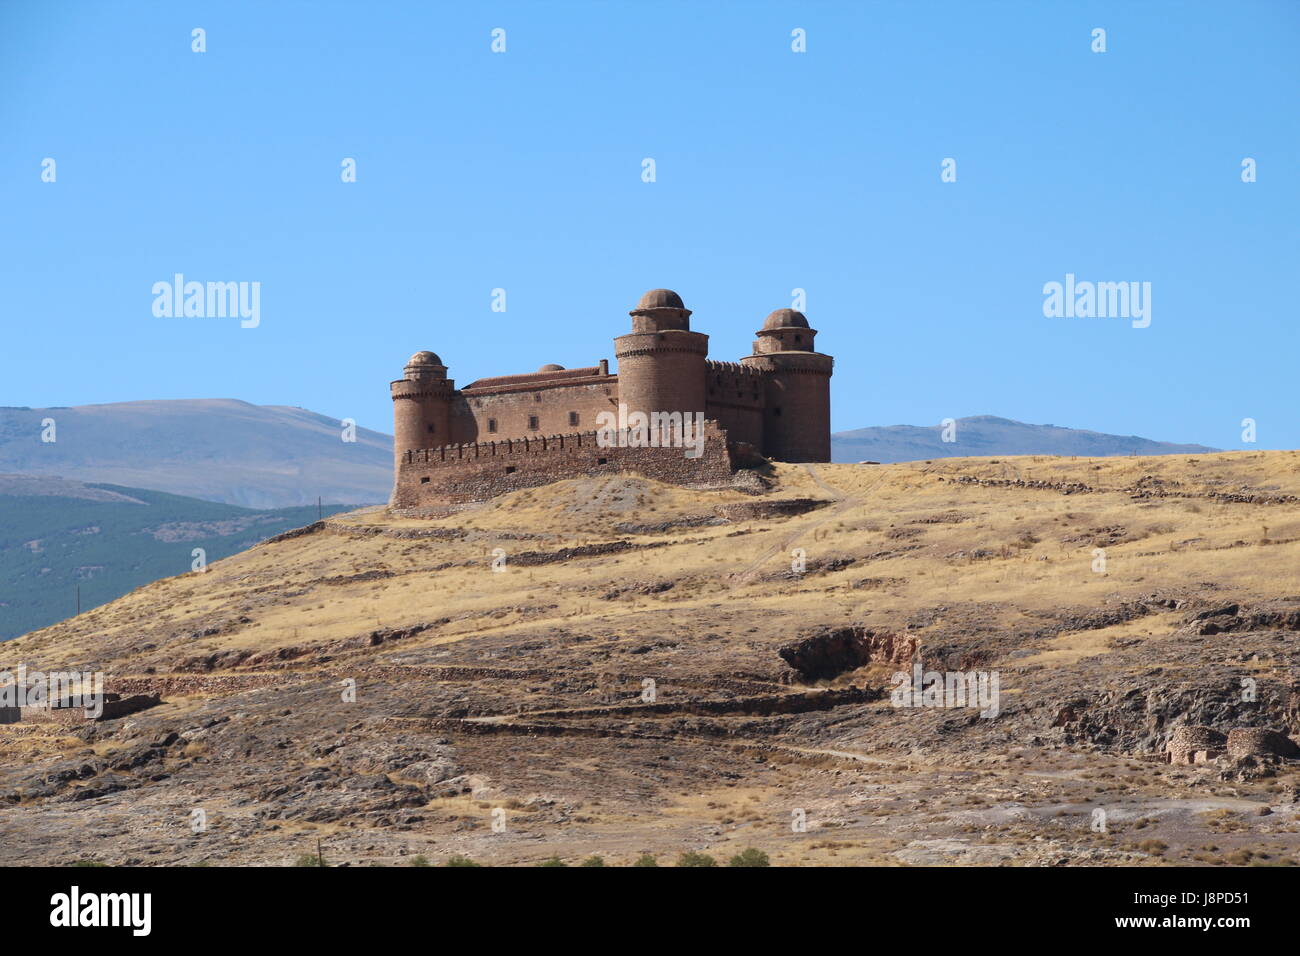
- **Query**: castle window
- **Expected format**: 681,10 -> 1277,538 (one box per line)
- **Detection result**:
427,424 -> 435,433
568,411 -> 579,426
597,457 -> 607,465
528,415 -> 539,430
795,334 -> 802,343
488,418 -> 497,433
533,392 -> 542,402
505,466 -> 517,474
420,476 -> 430,484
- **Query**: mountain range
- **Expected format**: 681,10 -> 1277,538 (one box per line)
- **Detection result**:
0,400 -> 392,508
830,415 -> 1218,463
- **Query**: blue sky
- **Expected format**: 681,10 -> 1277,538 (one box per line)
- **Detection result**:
2,0 -> 1297,448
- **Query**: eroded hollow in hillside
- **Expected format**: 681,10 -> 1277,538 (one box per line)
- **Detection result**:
779,627 -> 917,682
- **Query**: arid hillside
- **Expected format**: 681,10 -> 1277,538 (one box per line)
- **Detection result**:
2,451 -> 1299,866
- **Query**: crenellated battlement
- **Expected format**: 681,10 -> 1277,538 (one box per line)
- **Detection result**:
705,360 -> 765,378
402,424 -> 723,464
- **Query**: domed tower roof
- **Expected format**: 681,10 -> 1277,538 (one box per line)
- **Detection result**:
750,308 -> 818,356
403,350 -> 447,380
537,363 -> 565,372
761,308 -> 810,331
636,288 -> 685,311
629,288 -> 692,332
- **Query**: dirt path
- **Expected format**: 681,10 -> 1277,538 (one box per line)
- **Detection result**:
727,463 -> 873,588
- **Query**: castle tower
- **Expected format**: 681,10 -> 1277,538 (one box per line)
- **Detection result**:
741,309 -> 833,462
390,351 -> 454,469
613,289 -> 708,434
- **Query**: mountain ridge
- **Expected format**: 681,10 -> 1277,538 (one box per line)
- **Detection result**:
831,414 -> 1219,463
0,399 -> 392,508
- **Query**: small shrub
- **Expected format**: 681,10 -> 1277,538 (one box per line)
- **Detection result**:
293,854 -> 327,867
727,848 -> 770,867
409,855 -> 432,867
537,856 -> 568,867
676,851 -> 717,868
631,853 -> 658,867
579,855 -> 605,867
443,855 -> 481,867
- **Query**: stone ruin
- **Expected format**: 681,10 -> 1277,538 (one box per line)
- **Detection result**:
1226,727 -> 1300,761
1166,724 -> 1300,765
0,692 -> 161,726
1165,726 -> 1227,765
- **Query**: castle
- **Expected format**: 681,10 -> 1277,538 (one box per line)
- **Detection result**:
390,289 -> 833,508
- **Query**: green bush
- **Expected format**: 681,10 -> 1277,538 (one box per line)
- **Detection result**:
409,855 -> 432,867
443,855 -> 481,867
631,853 -> 659,867
676,851 -> 717,867
537,856 -> 568,867
727,848 -> 770,867
293,854 -> 327,867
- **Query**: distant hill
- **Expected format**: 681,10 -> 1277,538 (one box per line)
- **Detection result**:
831,415 -> 1219,463
0,475 -> 355,640
0,400 -> 392,508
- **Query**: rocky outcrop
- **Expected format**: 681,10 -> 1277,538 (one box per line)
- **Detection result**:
778,627 -> 917,682
1178,602 -> 1300,636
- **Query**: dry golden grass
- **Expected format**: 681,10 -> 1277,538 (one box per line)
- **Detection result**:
8,451 -> 1298,674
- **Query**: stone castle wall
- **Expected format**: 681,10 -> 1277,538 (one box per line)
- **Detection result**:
392,422 -> 735,509
704,360 -> 766,449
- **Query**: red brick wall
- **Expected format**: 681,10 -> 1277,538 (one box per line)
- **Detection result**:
450,377 -> 620,444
